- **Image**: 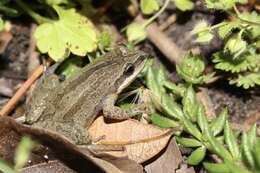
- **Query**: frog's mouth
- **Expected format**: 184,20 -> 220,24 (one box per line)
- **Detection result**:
116,52 -> 148,94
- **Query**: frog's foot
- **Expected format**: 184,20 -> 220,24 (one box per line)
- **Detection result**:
103,93 -> 149,120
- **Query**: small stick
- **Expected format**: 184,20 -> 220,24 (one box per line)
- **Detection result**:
0,65 -> 44,116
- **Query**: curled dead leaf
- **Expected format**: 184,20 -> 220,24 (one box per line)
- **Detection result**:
88,116 -> 176,163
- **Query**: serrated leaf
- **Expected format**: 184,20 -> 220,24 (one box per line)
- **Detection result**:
150,113 -> 179,128
203,162 -> 230,173
173,0 -> 194,11
126,22 -> 146,43
213,52 -> 259,73
241,132 -> 256,170
230,73 -> 260,89
176,136 -> 202,147
218,21 -> 240,38
224,120 -> 239,160
14,136 -> 35,170
192,21 -> 213,43
34,6 -> 97,61
187,146 -> 206,165
140,0 -> 160,15
0,159 -> 15,173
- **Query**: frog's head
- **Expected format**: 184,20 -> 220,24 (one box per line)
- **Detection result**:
113,45 -> 148,93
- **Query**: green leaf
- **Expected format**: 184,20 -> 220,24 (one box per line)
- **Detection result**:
182,85 -> 198,121
192,21 -> 213,43
205,0 -> 247,10
0,159 -> 15,173
253,139 -> 260,169
197,104 -> 209,132
210,108 -> 227,136
241,132 -> 256,170
176,136 -> 202,147
163,81 -> 186,97
247,124 -> 257,150
173,0 -> 194,11
187,146 -> 206,165
205,128 -> 233,161
225,33 -> 247,58
176,53 -> 206,84
45,0 -> 70,5
98,31 -> 113,50
140,0 -> 160,14
225,160 -> 252,173
203,162 -> 230,173
230,73 -> 260,89
126,22 -> 146,43
14,136 -> 35,170
161,94 -> 184,120
182,117 -> 202,140
224,121 -> 239,160
34,6 -> 97,61
213,52 -> 259,73
150,113 -> 179,128
218,21 -> 240,39
0,18 -> 3,31
58,57 -> 83,78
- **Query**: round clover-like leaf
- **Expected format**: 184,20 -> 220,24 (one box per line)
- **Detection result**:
34,6 -> 97,61
126,22 -> 147,43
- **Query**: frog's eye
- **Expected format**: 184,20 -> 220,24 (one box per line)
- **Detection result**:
124,63 -> 135,76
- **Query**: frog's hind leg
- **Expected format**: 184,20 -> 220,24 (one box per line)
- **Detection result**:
54,122 -> 91,145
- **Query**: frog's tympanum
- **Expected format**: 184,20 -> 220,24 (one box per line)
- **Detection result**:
25,46 -> 148,144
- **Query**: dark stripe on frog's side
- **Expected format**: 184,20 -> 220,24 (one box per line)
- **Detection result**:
54,58 -> 125,127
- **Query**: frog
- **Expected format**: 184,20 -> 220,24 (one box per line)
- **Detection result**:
25,45 -> 148,145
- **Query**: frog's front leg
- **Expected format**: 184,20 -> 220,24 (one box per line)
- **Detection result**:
102,93 -> 147,119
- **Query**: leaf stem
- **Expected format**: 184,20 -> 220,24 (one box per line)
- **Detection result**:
13,0 -> 52,24
233,5 -> 260,26
142,0 -> 171,28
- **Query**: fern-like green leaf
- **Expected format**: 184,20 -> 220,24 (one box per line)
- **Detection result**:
212,52 -> 259,73
229,73 -> 260,89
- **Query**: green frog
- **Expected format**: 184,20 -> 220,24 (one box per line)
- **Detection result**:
25,45 -> 148,145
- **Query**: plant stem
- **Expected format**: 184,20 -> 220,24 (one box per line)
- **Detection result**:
142,0 -> 171,28
233,5 -> 260,26
13,0 -> 52,24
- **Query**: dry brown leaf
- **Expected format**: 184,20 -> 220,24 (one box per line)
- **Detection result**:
0,31 -> 12,54
144,138 -> 183,173
21,160 -> 76,173
88,116 -> 174,163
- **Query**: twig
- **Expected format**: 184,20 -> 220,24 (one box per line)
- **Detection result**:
158,14 -> 176,31
0,65 -> 44,116
135,15 -> 185,64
